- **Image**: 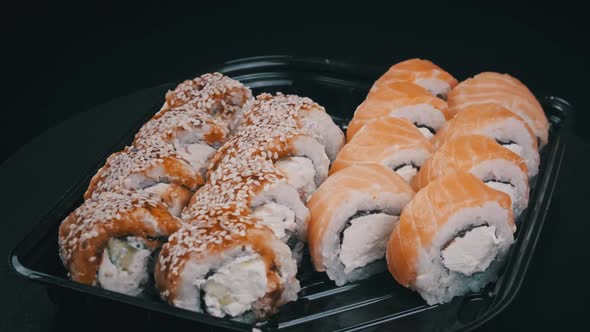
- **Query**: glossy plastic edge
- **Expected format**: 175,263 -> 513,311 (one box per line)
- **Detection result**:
459,96 -> 570,331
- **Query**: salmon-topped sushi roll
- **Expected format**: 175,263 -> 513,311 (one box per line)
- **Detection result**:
347,82 -> 450,141
372,58 -> 458,99
448,72 -> 549,148
387,172 -> 516,305
433,104 -> 539,177
412,135 -> 529,217
308,164 -> 415,286
331,118 -> 435,183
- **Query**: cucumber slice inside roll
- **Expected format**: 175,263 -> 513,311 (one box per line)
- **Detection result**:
98,237 -> 152,295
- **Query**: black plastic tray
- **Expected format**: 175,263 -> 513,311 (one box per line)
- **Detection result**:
9,56 -> 570,331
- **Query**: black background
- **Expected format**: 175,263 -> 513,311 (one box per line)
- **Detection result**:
3,1 -> 590,331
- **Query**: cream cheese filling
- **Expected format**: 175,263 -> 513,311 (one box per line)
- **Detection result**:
199,254 -> 267,317
97,237 -> 151,295
252,202 -> 297,241
275,156 -> 317,200
441,225 -> 503,276
339,213 -> 399,274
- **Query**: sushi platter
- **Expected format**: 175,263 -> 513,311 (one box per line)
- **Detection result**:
10,56 -> 569,331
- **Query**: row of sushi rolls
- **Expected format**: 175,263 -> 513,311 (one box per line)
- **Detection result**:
58,59 -> 549,319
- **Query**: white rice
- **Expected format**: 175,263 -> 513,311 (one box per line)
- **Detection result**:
415,77 -> 453,99
289,135 -> 330,187
468,117 -> 539,177
380,148 -> 432,184
299,108 -> 345,162
389,104 -> 446,138
250,181 -> 310,241
470,159 -> 529,217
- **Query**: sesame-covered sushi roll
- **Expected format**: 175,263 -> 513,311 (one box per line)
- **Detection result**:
307,164 -> 415,286
58,190 -> 182,295
387,172 -> 515,305
134,107 -> 229,181
210,129 -> 329,202
347,82 -> 450,141
412,135 -> 529,217
433,104 -> 540,177
155,209 -> 299,319
330,117 -> 435,183
84,141 -> 202,216
157,72 -> 253,130
210,94 -> 335,201
184,157 -> 309,257
372,58 -> 458,99
242,93 -> 345,162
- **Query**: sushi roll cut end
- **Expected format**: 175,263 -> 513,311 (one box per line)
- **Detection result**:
156,224 -> 299,319
387,172 -> 515,305
97,237 -> 154,296
308,164 -> 415,286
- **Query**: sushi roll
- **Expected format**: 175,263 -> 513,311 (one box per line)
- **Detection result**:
157,72 -> 253,130
58,190 -> 182,295
412,135 -> 529,217
241,93 -> 345,162
433,104 -> 540,177
372,58 -> 458,99
211,131 -> 329,202
347,82 -> 450,141
184,157 -> 309,257
155,208 -> 299,319
134,107 -> 229,180
308,164 -> 415,286
84,141 -> 202,216
448,72 -> 549,147
386,172 -> 515,305
330,117 -> 435,183
210,96 -> 333,201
